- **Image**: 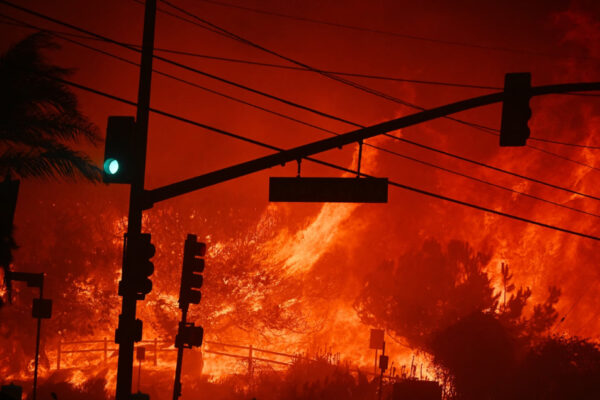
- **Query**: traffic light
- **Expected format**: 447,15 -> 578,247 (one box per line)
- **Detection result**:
103,116 -> 135,183
115,317 -> 143,343
500,72 -> 532,147
124,233 -> 155,300
175,322 -> 204,348
178,234 -> 206,309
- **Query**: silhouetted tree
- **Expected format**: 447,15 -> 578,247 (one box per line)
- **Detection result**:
354,238 -> 569,399
516,335 -> 600,400
431,317 -> 600,400
0,32 -> 101,181
429,311 -> 517,400
354,239 -> 498,349
0,32 -> 101,307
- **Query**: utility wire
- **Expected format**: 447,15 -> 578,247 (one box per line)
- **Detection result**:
7,8 -> 600,106
0,17 -> 501,91
527,143 -> 600,172
527,136 -> 600,150
156,0 -> 600,152
4,17 -> 506,92
396,138 -> 600,201
4,2 -> 599,157
3,1 -> 598,201
130,0 -> 598,98
6,15 -> 598,221
50,75 -> 600,242
0,0 -> 363,126
192,0 -> 600,62
6,13 -> 599,221
0,14 -> 344,138
160,0 -> 600,202
159,0 -> 508,136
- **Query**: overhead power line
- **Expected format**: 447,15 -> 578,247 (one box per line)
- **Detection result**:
527,143 -> 600,172
397,138 -> 600,201
192,0 -> 600,62
6,13 -> 598,221
0,17 -> 501,91
2,1 -> 598,200
159,1 -> 600,202
159,0 -> 508,135
156,0 -> 600,152
6,15 -> 598,221
527,136 -> 600,150
0,14 -> 345,137
4,3 -> 598,155
52,75 -> 600,242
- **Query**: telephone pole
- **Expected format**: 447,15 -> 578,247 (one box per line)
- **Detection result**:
114,1 -> 156,399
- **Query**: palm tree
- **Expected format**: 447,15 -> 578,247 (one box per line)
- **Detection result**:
0,32 -> 102,181
0,32 -> 102,305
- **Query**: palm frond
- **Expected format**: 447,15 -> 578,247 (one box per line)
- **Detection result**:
0,32 -> 102,183
0,144 -> 103,183
0,32 -> 100,144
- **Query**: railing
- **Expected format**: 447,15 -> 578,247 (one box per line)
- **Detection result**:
56,338 -> 308,374
55,338 -> 394,379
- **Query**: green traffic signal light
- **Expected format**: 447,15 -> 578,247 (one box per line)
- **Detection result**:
104,158 -> 120,175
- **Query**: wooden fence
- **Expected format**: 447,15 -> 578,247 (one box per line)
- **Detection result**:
56,338 -> 308,375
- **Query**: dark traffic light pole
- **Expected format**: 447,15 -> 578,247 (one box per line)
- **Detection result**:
115,1 -> 156,400
145,81 -> 600,206
173,234 -> 206,399
172,305 -> 188,400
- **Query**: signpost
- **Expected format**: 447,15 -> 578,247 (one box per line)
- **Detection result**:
136,346 -> 145,393
7,272 -> 51,400
370,329 -> 384,373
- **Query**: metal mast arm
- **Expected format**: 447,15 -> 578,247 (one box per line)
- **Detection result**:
147,82 -> 599,205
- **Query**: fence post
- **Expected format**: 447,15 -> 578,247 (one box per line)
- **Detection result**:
57,340 -> 61,370
248,344 -> 253,377
104,337 -> 108,364
154,338 -> 158,366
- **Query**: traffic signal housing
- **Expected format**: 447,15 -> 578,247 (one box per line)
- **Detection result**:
175,322 -> 204,348
500,72 -> 532,146
122,233 -> 155,300
178,234 -> 206,309
103,116 -> 135,183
